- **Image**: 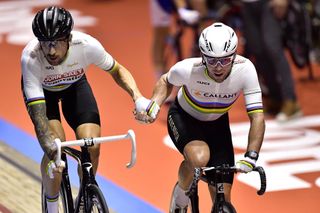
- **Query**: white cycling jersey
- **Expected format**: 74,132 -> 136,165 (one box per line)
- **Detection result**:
21,31 -> 115,105
167,55 -> 263,121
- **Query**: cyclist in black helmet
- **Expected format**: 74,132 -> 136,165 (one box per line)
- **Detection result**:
21,6 -> 151,213
32,6 -> 74,41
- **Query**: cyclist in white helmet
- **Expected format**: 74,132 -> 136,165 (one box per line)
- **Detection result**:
135,22 -> 265,212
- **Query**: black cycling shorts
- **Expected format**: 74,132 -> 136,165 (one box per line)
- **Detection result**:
167,99 -> 235,184
43,75 -> 100,131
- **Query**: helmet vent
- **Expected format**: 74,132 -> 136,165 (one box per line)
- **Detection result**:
202,31 -> 213,52
208,42 -> 213,52
43,8 -> 48,29
223,42 -> 227,51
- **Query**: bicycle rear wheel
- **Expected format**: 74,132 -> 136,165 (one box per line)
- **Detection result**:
86,184 -> 109,213
212,201 -> 237,213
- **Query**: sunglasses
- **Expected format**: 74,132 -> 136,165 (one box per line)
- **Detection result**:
39,37 -> 69,48
203,54 -> 234,67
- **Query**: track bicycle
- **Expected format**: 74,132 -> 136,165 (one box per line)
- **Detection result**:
41,129 -> 137,213
173,164 -> 266,213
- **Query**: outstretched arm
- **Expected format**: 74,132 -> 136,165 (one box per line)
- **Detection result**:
109,62 -> 143,102
133,73 -> 173,124
151,73 -> 173,106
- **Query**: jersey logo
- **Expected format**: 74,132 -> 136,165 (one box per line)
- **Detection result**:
191,89 -> 237,99
45,66 -> 54,70
43,68 -> 85,86
196,80 -> 210,85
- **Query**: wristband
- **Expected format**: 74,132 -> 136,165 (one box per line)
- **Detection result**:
244,150 -> 259,160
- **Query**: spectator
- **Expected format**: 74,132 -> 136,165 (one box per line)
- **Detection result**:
241,0 -> 302,122
149,0 -> 207,75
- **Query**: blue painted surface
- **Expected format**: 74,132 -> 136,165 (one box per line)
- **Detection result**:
0,118 -> 162,213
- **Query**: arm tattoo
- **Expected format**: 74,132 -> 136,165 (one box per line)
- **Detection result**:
28,103 -> 56,160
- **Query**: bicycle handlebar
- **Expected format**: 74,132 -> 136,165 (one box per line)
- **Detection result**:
54,129 -> 137,169
186,165 -> 267,197
253,166 -> 267,195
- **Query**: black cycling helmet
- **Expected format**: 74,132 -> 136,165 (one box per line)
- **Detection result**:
32,6 -> 74,41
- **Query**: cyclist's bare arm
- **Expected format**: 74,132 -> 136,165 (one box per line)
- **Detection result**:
109,62 -> 143,102
247,111 -> 265,153
151,73 -> 173,106
28,103 -> 57,160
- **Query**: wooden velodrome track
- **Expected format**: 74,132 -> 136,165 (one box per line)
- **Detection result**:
0,0 -> 320,212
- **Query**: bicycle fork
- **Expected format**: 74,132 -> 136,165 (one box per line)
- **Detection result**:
212,174 -> 226,212
189,168 -> 201,213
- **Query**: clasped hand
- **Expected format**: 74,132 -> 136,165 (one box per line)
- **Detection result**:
134,97 -> 160,124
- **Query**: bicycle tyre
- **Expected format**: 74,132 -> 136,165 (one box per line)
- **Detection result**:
41,181 -> 71,213
212,201 -> 237,213
86,184 -> 109,213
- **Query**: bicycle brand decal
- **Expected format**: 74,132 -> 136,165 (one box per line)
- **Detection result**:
84,138 -> 94,146
168,115 -> 179,141
217,183 -> 224,193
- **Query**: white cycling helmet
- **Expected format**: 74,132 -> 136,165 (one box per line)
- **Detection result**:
199,22 -> 238,58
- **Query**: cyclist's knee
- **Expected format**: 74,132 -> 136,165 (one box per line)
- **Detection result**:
189,154 -> 210,168
183,140 -> 210,167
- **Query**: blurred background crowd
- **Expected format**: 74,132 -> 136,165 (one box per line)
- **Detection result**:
149,0 -> 320,122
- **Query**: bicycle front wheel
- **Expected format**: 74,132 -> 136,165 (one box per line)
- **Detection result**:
86,184 -> 109,213
212,201 -> 237,213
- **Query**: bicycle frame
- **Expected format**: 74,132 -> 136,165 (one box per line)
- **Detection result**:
61,146 -> 97,212
186,165 -> 267,213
